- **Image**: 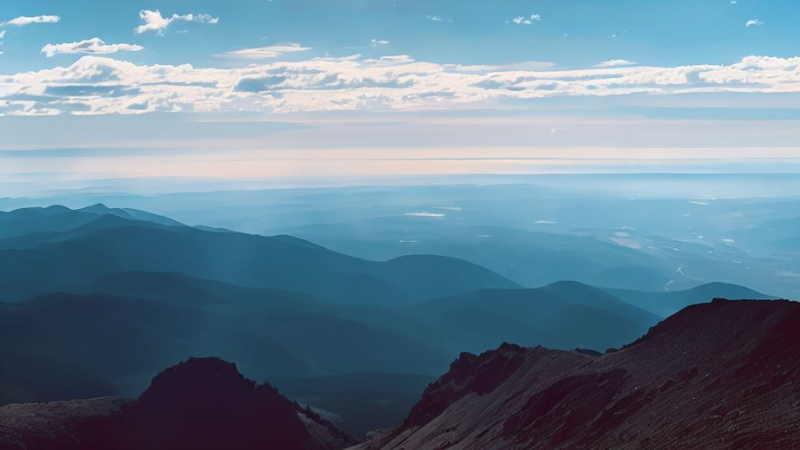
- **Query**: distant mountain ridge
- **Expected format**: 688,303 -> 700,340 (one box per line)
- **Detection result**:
0,204 -> 182,240
0,205 -> 519,304
0,286 -> 450,404
409,282 -> 661,353
603,282 -> 775,317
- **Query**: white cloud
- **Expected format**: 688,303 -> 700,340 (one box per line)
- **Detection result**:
41,38 -> 144,57
0,31 -> 5,39
371,39 -> 390,47
405,212 -> 445,218
2,54 -> 800,116
427,16 -> 442,22
745,19 -> 763,28
4,15 -> 61,27
135,10 -> 218,35
216,43 -> 310,59
596,59 -> 637,68
595,59 -> 637,68
512,15 -> 542,25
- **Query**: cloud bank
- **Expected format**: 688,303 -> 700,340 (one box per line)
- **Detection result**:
1,54 -> 799,116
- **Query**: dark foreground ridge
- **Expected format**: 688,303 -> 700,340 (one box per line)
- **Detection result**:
353,299 -> 800,450
0,357 -> 357,450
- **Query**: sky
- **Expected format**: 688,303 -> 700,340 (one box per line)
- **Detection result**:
1,0 -> 799,186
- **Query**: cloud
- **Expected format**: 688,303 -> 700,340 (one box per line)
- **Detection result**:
427,16 -> 442,22
216,43 -> 310,59
405,212 -> 445,218
596,59 -> 637,68
135,10 -> 218,35
41,38 -> 144,57
745,19 -> 763,28
511,15 -> 542,25
2,54 -> 800,116
0,31 -> 5,39
4,15 -> 61,27
370,39 -> 390,47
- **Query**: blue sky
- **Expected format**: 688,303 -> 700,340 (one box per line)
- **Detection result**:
2,0 -> 798,70
1,0 -> 799,183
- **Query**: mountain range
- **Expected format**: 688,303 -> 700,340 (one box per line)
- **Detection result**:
0,204 -> 517,304
0,204 -> 781,439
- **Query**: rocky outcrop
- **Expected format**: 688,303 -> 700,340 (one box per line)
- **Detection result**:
0,357 -> 356,450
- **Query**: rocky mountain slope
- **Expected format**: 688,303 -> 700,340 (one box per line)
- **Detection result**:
0,357 -> 356,450
352,299 -> 800,450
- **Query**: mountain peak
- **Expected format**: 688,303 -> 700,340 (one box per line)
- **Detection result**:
79,203 -> 119,215
138,357 -> 253,405
127,356 -> 329,450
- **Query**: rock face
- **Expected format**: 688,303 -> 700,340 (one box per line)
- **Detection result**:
0,397 -> 128,450
352,299 -> 800,450
0,357 -> 356,450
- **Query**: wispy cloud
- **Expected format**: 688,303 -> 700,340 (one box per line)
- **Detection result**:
405,212 -> 445,218
216,43 -> 310,59
745,19 -> 763,28
427,16 -> 442,22
370,39 -> 390,47
41,38 -> 144,57
135,10 -> 218,35
596,59 -> 637,68
4,15 -> 61,27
